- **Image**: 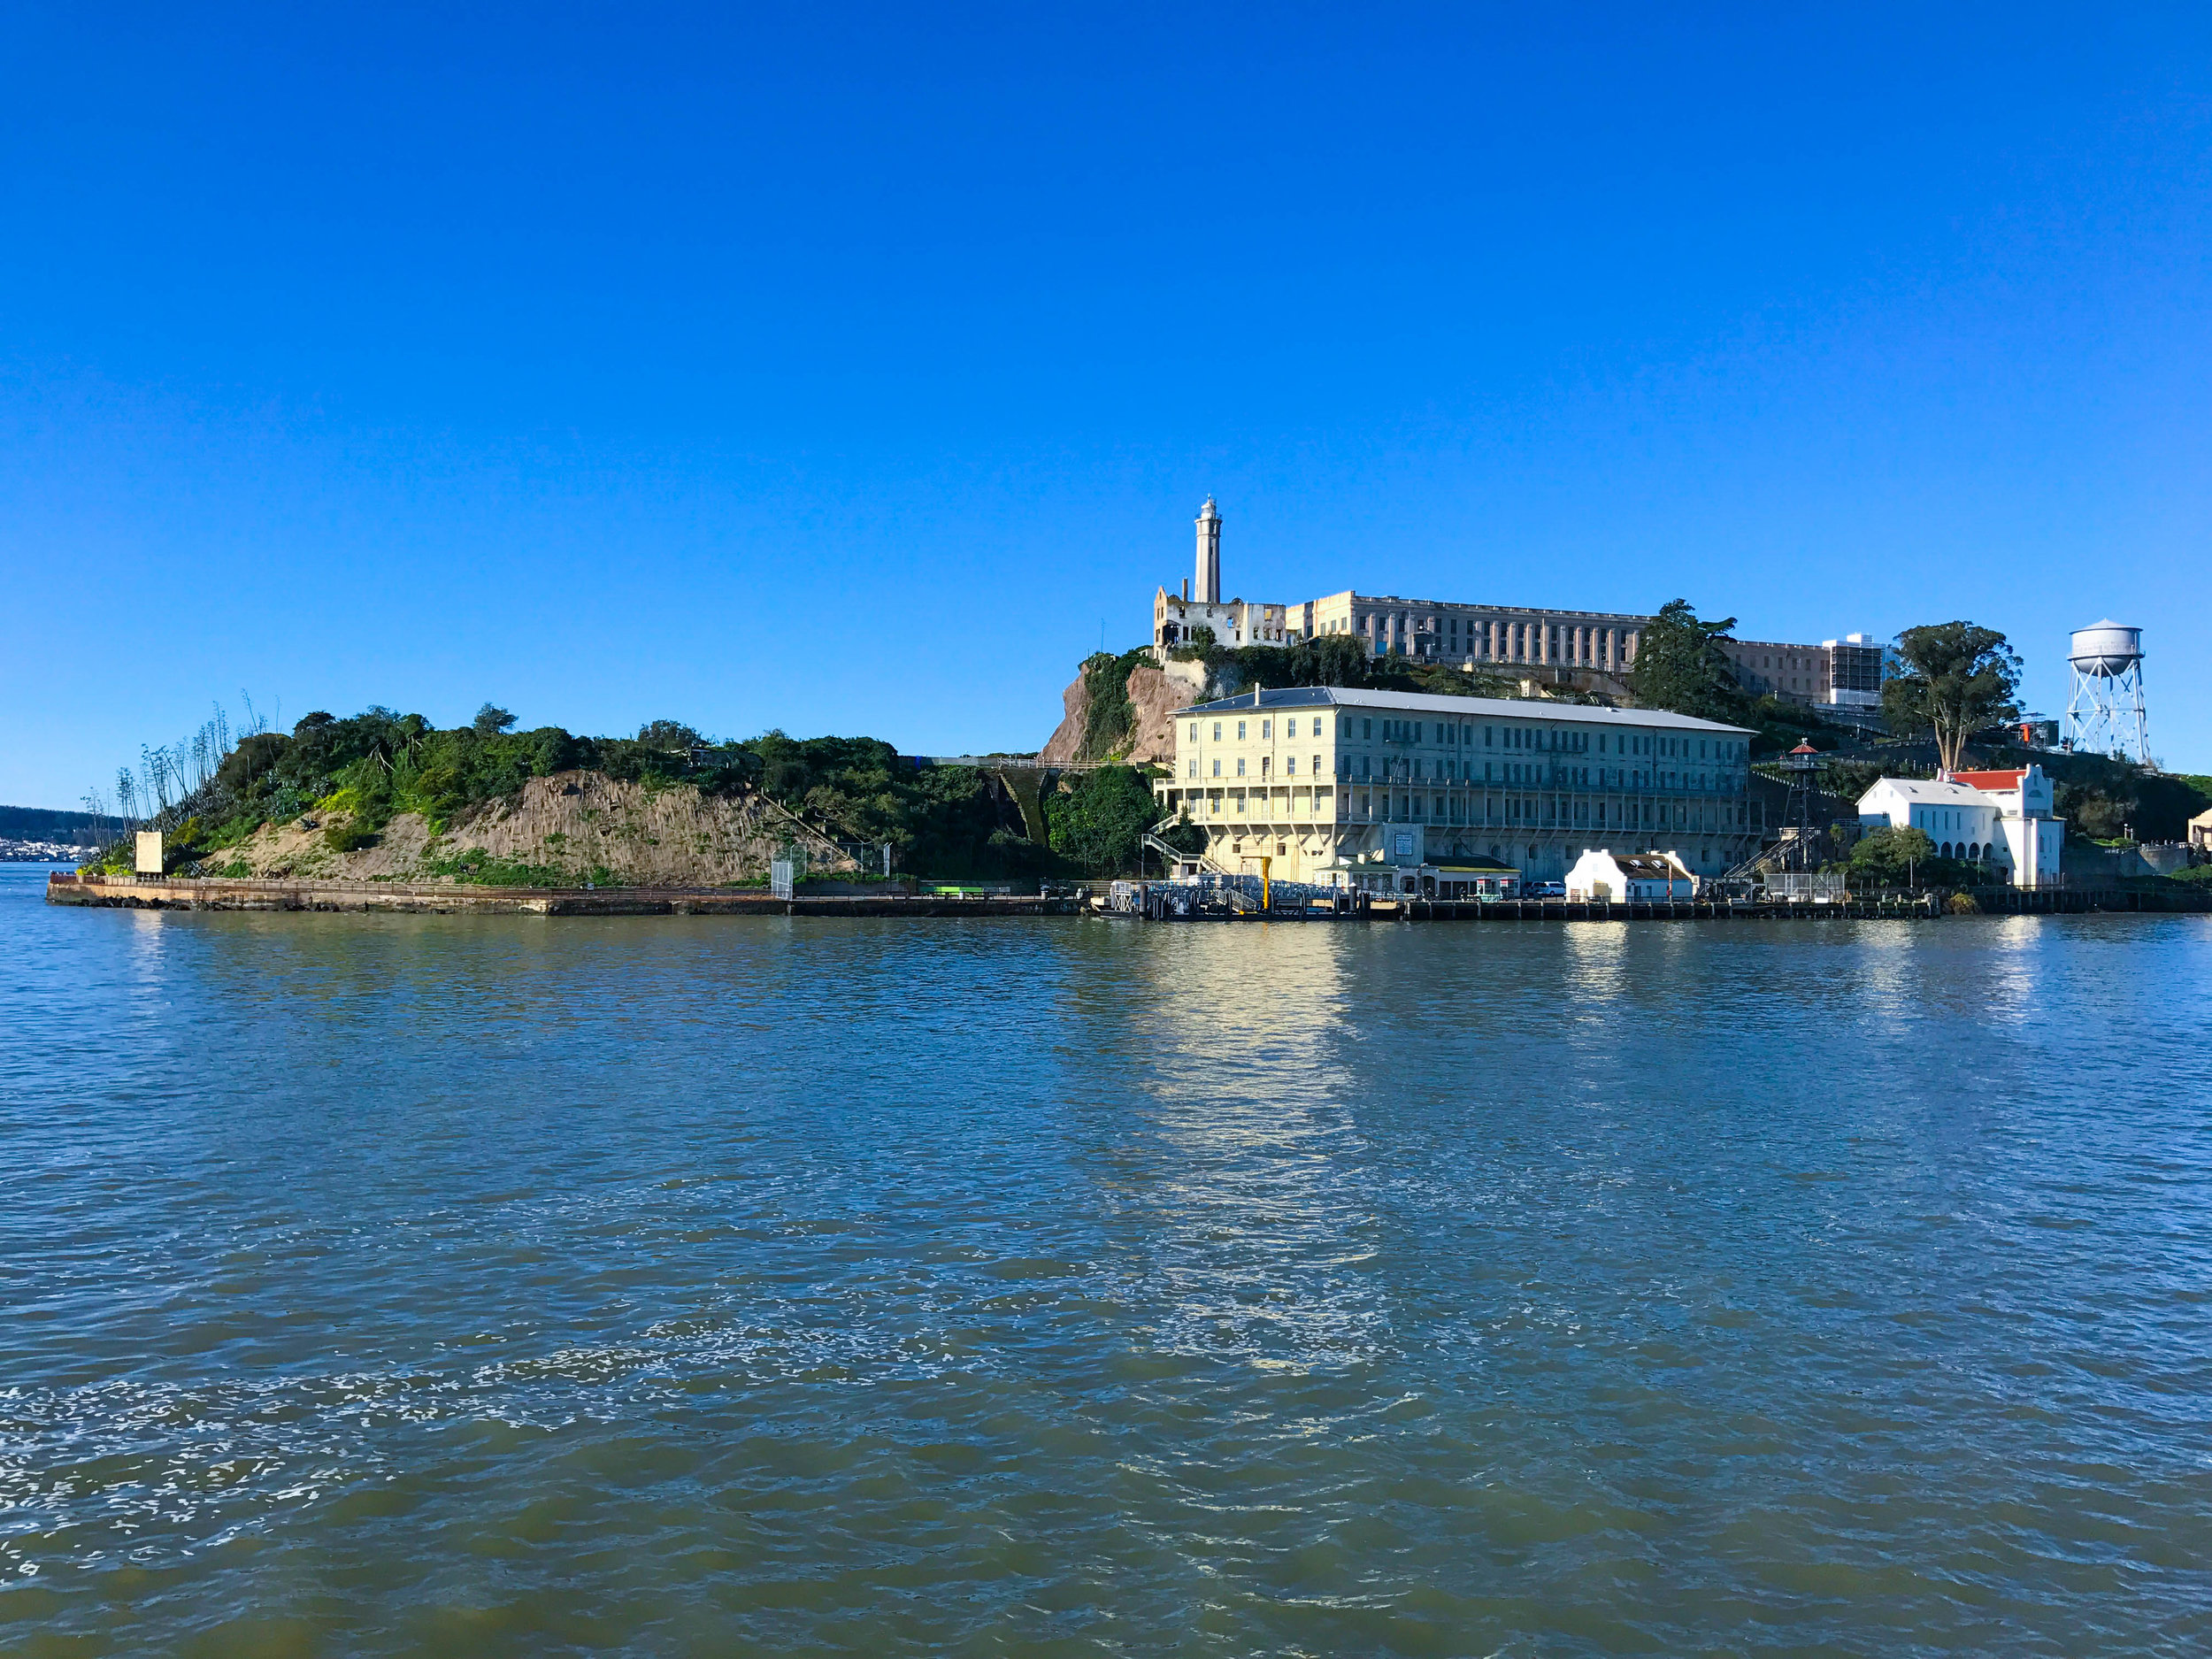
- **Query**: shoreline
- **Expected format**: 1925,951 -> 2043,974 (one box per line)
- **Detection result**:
43,872 -> 1078,917
43,870 -> 2209,920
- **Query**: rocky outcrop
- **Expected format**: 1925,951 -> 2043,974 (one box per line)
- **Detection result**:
1038,658 -> 1202,766
206,772 -> 856,886
1037,675 -> 1093,765
1121,663 -> 1202,764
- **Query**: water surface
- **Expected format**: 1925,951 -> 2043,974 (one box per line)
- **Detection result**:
4,864 -> 2209,1655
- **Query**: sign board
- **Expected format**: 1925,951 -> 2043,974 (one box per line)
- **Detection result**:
134,831 -> 164,876
1393,832 -> 1414,857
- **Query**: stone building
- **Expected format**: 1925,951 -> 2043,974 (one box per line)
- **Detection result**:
1295,591 -> 1644,673
1156,687 -> 1758,885
1145,499 -> 1883,710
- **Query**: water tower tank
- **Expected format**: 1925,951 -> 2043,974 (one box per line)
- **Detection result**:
2069,620 -> 2142,678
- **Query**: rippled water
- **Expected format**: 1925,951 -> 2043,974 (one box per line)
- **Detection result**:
4,864 -> 2210,1655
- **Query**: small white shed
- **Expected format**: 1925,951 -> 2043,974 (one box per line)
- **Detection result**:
1564,849 -> 1696,902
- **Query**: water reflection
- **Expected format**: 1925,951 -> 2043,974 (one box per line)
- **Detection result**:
1111,925 -> 1385,1368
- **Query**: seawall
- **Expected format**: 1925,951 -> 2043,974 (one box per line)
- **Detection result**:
46,872 -> 1079,918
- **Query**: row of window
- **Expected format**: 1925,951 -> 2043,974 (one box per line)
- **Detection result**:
1175,787 -> 1740,832
1188,716 -> 1740,762
1183,754 -> 1730,791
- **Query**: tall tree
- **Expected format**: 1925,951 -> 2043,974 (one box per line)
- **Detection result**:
1628,600 -> 1750,723
1882,623 -> 2022,773
1046,764 -> 1159,872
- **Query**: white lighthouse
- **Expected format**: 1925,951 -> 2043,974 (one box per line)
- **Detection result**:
1194,496 -> 1221,604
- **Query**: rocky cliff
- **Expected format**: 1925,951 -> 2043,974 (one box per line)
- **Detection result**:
206,772 -> 856,886
1038,658 -> 1202,766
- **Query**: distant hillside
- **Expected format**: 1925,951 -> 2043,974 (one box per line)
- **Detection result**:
0,806 -> 102,845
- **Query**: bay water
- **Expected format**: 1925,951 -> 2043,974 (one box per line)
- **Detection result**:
4,863 -> 2209,1655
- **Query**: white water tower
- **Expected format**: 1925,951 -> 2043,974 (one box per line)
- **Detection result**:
2062,619 -> 2149,763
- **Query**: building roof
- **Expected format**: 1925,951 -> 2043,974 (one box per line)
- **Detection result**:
1609,855 -> 1686,877
1951,769 -> 2029,791
1182,685 -> 1752,734
1858,777 -> 1993,807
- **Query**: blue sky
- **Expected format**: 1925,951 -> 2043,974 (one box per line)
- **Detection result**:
4,4 -> 2209,807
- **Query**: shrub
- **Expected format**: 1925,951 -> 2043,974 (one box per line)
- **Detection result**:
1045,764 -> 1161,873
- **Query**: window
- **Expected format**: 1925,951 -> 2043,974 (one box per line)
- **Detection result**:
1312,754 -> 1322,777
1261,719 -> 1271,739
1187,722 -> 1197,741
1236,758 -> 1246,776
1211,759 -> 1220,777
1286,756 -> 1296,775
1187,760 -> 1196,777
1237,721 -> 1247,740
1212,723 -> 1222,741
1363,719 -> 1372,738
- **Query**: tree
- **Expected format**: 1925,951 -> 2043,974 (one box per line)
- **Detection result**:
473,703 -> 518,735
635,719 -> 703,752
1881,623 -> 2021,773
1628,600 -> 1751,723
1848,825 -> 1935,887
1046,764 -> 1159,872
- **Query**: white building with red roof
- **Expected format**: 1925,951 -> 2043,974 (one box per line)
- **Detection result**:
1857,764 -> 2063,888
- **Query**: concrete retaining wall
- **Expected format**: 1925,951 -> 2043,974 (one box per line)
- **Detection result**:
46,872 -> 1076,918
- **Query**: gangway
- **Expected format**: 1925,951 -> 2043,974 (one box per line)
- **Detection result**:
1141,815 -> 1227,878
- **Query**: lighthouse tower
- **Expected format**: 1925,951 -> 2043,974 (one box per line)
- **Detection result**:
1194,497 -> 1222,603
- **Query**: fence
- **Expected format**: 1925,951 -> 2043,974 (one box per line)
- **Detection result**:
1764,872 -> 1849,902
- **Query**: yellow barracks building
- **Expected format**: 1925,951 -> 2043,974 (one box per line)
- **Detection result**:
1156,687 -> 1761,887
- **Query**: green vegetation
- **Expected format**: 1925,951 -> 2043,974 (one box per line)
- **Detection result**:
1076,649 -> 1152,759
1846,825 -> 1983,891
741,733 -> 1048,877
1195,634 -> 1514,701
1881,622 -> 2022,773
84,707 -> 1070,881
2048,758 -> 2210,844
1041,764 -> 1165,873
1628,600 -> 1752,726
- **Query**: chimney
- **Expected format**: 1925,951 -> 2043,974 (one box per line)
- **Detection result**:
1181,577 -> 1189,601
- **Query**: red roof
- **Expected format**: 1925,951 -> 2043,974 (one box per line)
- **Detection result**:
1952,769 -> 2027,791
